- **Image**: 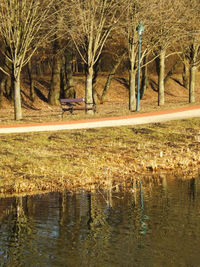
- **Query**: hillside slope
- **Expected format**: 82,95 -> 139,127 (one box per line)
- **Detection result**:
0,72 -> 199,124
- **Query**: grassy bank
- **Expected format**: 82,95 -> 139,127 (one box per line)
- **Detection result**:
0,118 -> 200,196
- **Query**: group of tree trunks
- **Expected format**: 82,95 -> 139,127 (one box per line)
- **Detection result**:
0,0 -> 199,120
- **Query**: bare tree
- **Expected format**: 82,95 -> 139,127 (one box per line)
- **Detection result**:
188,44 -> 200,103
48,1 -> 66,106
125,0 -> 156,111
126,3 -> 139,111
0,0 -> 56,120
149,0 -> 185,106
48,38 -> 62,106
181,0 -> 200,103
63,0 -> 127,113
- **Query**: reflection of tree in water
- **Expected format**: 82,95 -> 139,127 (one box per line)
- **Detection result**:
0,184 -> 151,264
187,176 -> 200,223
138,180 -> 149,249
57,189 -> 140,265
0,196 -> 38,266
4,176 -> 200,266
58,190 -> 113,264
189,178 -> 196,201
0,182 -> 152,266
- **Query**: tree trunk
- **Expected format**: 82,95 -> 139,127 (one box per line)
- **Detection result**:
189,65 -> 196,103
35,63 -> 42,76
129,69 -> 136,111
0,73 -> 6,108
141,55 -> 148,99
100,52 -> 126,103
129,45 -> 136,111
158,49 -> 166,106
183,58 -> 190,89
48,40 -> 61,106
3,56 -> 13,101
13,74 -> 22,120
72,55 -> 78,73
63,51 -> 76,99
60,56 -> 66,96
0,75 -> 11,106
27,60 -> 35,102
92,58 -> 101,105
86,66 -> 94,114
5,76 -> 13,101
0,78 -> 4,108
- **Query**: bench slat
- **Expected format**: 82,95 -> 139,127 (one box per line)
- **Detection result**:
60,98 -> 85,103
60,97 -> 96,116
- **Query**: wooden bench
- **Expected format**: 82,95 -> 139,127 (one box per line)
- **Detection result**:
60,98 -> 96,117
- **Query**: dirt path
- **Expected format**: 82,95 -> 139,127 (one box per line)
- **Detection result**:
0,105 -> 200,134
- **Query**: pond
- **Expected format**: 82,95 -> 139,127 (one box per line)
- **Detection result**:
0,177 -> 200,267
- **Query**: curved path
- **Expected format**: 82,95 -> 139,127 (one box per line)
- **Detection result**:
0,105 -> 200,134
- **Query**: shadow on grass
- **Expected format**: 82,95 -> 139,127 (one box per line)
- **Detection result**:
149,79 -> 158,92
35,87 -> 48,103
38,79 -> 51,89
114,77 -> 129,90
21,90 -> 40,110
20,86 -> 48,110
171,77 -> 185,88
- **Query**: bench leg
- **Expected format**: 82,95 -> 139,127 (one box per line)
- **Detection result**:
85,105 -> 96,113
70,108 -> 74,115
61,107 -> 74,117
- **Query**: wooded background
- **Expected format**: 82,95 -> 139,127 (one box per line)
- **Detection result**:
0,0 -> 199,120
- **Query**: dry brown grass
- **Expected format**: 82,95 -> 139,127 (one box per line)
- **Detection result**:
0,118 -> 200,196
0,72 -> 200,196
0,72 -> 200,124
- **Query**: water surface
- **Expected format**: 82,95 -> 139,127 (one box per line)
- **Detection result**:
0,177 -> 200,266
